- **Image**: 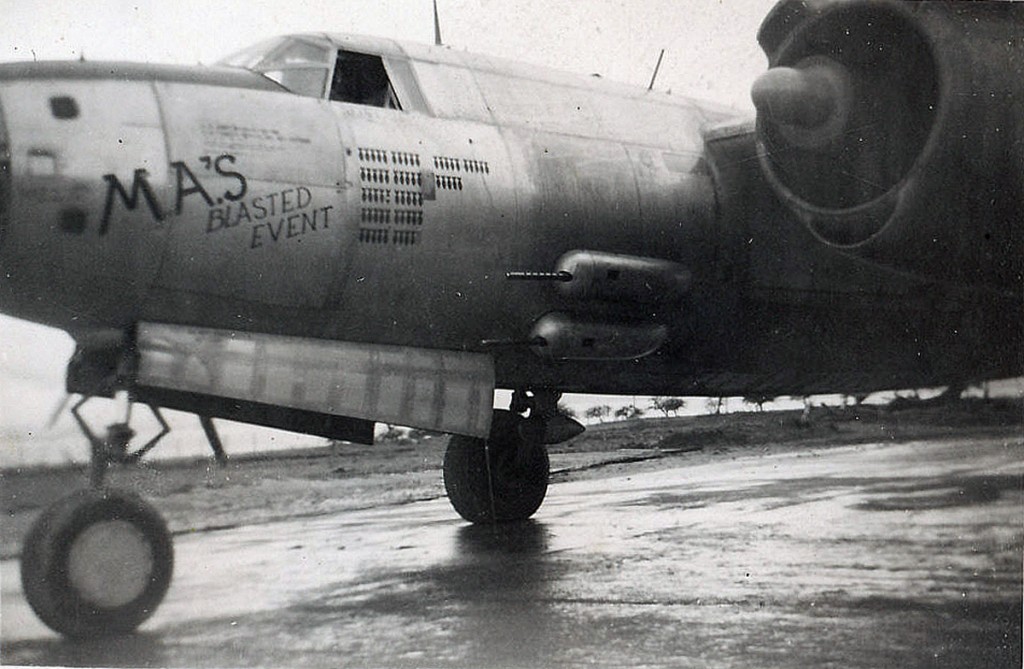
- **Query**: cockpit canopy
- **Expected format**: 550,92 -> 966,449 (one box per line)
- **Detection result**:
219,35 -> 401,109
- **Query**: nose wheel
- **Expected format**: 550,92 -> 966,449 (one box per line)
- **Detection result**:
20,488 -> 174,638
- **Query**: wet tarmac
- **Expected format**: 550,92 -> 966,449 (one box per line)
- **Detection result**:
2,435 -> 1021,668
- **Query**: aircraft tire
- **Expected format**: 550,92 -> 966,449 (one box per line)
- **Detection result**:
20,488 -> 174,639
443,409 -> 550,523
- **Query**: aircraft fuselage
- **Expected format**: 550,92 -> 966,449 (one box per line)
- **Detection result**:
0,22 -> 1019,405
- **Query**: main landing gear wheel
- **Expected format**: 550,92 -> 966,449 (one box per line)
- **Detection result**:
21,488 -> 174,638
443,410 -> 550,523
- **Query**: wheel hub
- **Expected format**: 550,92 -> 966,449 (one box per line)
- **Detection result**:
67,520 -> 154,608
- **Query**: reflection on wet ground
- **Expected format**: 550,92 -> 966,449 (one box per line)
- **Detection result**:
2,435 -> 1021,668
637,472 -> 1021,512
852,473 -> 1019,511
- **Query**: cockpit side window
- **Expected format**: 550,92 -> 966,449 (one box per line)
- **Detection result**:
261,68 -> 329,98
219,37 -> 332,98
330,51 -> 401,110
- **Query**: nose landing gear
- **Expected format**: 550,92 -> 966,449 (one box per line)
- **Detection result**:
19,394 -> 217,639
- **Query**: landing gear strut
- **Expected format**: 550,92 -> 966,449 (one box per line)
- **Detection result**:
71,397 -> 171,488
442,390 -> 583,523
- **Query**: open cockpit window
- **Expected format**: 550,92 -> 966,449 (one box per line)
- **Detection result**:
330,51 -> 401,109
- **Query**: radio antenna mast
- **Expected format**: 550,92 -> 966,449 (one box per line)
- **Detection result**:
647,49 -> 665,91
433,0 -> 443,46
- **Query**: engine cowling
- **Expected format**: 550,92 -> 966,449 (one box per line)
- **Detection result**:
752,0 -> 1023,293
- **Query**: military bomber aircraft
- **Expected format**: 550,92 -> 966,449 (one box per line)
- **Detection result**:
0,0 -> 1020,639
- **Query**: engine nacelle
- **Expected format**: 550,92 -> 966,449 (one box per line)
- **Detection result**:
752,0 -> 1023,293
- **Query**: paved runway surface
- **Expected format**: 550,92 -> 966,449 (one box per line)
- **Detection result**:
2,435 -> 1021,668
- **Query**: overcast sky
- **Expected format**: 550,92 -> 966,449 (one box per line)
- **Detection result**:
0,0 -> 779,465
0,0 -> 775,104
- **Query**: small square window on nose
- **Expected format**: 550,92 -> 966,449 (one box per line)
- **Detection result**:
50,96 -> 79,119
60,208 -> 87,234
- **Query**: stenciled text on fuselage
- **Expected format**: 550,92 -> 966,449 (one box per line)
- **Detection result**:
206,185 -> 334,248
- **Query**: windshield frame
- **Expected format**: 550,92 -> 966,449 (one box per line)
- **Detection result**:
218,35 -> 335,99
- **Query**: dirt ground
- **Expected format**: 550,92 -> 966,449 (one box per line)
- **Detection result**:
2,399 -> 1020,561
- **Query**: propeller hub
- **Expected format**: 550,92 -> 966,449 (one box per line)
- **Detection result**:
751,57 -> 852,148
